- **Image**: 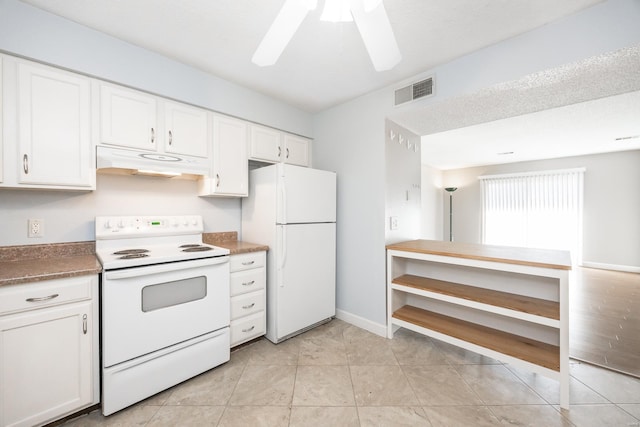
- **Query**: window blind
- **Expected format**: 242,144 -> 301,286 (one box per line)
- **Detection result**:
479,168 -> 584,263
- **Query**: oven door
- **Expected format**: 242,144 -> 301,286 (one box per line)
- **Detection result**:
102,256 -> 229,368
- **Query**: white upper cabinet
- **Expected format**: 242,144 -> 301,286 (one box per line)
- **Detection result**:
98,83 -> 209,158
99,84 -> 157,151
282,133 -> 310,167
163,100 -> 209,158
199,114 -> 248,197
248,124 -> 311,167
0,56 -> 94,190
248,124 -> 282,163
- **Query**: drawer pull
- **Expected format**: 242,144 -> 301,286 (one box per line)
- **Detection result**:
242,325 -> 255,333
242,303 -> 256,309
242,280 -> 255,286
26,293 -> 59,302
242,260 -> 255,266
82,314 -> 88,335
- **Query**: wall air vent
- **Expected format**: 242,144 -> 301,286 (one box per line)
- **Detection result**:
394,77 -> 434,106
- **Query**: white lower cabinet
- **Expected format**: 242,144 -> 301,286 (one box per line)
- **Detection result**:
229,251 -> 266,347
0,276 -> 99,427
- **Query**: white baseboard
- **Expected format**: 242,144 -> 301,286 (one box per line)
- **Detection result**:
581,261 -> 640,274
335,309 -> 387,338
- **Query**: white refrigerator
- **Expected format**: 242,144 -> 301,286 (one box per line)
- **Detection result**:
242,163 -> 337,343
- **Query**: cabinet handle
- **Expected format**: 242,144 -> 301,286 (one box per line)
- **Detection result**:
151,127 -> 155,143
168,130 -> 173,145
216,174 -> 220,188
23,154 -> 29,174
286,148 -> 290,159
242,260 -> 255,266
26,293 -> 59,302
277,146 -> 281,158
242,280 -> 255,286
242,303 -> 256,309
242,325 -> 255,333
82,314 -> 88,335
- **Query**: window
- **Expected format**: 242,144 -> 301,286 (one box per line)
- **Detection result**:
480,168 -> 584,264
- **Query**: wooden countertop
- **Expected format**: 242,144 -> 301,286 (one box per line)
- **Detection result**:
0,242 -> 102,287
386,239 -> 571,270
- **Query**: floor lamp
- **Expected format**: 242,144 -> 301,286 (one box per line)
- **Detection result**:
445,187 -> 457,241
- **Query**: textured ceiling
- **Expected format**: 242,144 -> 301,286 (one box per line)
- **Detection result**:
409,46 -> 640,169
20,0 -> 604,112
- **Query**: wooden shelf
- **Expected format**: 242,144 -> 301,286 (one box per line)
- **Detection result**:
392,274 -> 559,321
392,305 -> 559,371
386,239 -> 572,270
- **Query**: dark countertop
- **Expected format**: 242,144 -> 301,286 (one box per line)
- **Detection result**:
0,242 -> 102,287
203,232 -> 269,255
0,232 -> 268,287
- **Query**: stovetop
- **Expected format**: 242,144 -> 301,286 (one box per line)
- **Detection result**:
95,215 -> 229,269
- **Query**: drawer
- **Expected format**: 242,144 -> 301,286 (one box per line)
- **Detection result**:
230,311 -> 265,346
0,275 -> 96,316
230,290 -> 265,320
229,252 -> 265,272
230,268 -> 265,296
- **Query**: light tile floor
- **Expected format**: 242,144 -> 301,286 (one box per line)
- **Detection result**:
64,319 -> 640,427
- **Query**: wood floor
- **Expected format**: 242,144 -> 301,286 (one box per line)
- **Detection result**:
570,267 -> 640,378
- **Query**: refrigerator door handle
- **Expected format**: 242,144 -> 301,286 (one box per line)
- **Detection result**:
279,176 -> 287,225
278,226 -> 287,287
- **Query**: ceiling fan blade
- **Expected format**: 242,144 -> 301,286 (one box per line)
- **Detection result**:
252,0 -> 316,67
350,0 -> 401,71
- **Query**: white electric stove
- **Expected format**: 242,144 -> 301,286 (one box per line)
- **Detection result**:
95,215 -> 230,416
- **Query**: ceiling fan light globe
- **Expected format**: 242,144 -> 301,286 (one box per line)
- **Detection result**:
321,0 -> 353,22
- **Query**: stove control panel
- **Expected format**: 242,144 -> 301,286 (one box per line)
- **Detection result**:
96,215 -> 204,239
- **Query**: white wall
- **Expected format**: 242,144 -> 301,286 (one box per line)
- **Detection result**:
0,174 -> 241,246
420,165 -> 443,241
439,150 -> 640,271
313,0 -> 640,330
385,121 -> 421,244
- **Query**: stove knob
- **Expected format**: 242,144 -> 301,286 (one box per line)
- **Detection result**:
104,220 -> 113,229
183,219 -> 189,226
191,218 -> 198,226
117,220 -> 125,229
171,219 -> 179,227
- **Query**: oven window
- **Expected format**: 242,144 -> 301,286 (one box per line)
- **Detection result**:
141,276 -> 207,312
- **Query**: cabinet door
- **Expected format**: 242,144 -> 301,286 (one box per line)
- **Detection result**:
248,124 -> 281,163
0,301 -> 93,427
211,115 -> 248,196
283,134 -> 310,167
99,84 -> 157,151
164,101 -> 208,158
17,61 -> 93,187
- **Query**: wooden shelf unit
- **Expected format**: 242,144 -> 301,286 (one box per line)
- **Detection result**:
386,240 -> 571,409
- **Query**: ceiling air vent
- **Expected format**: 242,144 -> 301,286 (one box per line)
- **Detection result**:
394,77 -> 434,106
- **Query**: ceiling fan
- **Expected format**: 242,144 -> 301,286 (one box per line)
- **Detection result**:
252,0 -> 401,71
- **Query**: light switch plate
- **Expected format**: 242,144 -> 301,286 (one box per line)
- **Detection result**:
390,216 -> 399,230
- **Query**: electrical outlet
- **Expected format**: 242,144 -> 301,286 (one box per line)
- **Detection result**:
28,219 -> 44,238
390,216 -> 399,230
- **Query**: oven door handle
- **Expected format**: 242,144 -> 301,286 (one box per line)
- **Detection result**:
104,256 -> 229,280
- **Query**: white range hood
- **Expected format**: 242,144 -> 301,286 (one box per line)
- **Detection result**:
96,146 -> 211,178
